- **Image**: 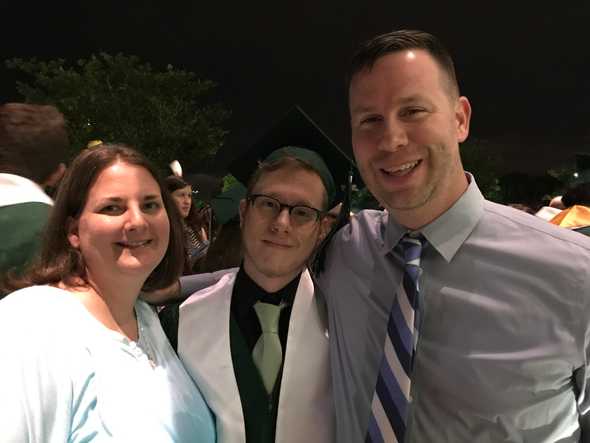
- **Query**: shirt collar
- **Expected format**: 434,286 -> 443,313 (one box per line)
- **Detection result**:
383,173 -> 484,262
0,173 -> 53,207
233,265 -> 301,317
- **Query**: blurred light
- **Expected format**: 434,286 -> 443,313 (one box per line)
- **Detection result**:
87,140 -> 103,149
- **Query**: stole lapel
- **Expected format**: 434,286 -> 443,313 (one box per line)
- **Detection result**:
275,269 -> 334,443
178,271 -> 247,443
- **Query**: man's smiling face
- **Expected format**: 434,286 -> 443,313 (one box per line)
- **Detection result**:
349,49 -> 471,227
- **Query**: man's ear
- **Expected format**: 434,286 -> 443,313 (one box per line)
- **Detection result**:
318,215 -> 333,243
455,96 -> 471,143
66,217 -> 80,248
239,199 -> 247,229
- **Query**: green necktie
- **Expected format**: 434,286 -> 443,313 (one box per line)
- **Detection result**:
252,301 -> 284,394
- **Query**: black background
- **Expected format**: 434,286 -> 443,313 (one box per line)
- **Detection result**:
1,1 -> 589,174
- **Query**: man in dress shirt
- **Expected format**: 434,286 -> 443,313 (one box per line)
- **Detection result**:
318,29 -> 590,442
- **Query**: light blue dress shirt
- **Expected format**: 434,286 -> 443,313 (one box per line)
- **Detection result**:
0,285 -> 216,442
319,176 -> 590,442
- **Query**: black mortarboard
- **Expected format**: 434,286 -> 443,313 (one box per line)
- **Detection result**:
228,105 -> 355,208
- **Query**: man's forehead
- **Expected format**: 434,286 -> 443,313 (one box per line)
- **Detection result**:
349,50 -> 455,103
351,50 -> 436,84
254,165 -> 325,190
253,167 -> 326,203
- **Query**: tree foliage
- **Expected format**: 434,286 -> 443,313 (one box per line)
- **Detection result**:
6,53 -> 230,169
222,174 -> 239,192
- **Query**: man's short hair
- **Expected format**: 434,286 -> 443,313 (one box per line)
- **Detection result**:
347,29 -> 460,98
0,103 -> 69,184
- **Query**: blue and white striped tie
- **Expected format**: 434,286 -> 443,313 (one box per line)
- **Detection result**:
366,233 -> 426,443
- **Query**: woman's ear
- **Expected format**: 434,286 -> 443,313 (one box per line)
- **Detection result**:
66,217 -> 80,248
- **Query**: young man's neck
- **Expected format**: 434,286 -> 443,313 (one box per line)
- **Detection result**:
242,260 -> 303,294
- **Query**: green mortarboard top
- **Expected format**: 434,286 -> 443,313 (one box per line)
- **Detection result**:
228,105 -> 356,208
209,182 -> 247,225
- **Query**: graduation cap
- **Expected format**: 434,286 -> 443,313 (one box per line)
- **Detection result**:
228,105 -> 356,209
228,105 -> 357,274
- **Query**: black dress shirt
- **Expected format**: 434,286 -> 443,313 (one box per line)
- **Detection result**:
230,266 -> 300,353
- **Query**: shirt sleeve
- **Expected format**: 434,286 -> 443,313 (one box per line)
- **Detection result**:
180,268 -> 236,298
315,238 -> 338,303
577,285 -> 590,436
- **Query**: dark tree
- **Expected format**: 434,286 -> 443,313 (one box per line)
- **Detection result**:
6,53 -> 230,169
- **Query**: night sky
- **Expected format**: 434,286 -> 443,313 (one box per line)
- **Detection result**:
2,1 -> 589,175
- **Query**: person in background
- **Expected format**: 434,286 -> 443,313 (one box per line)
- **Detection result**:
562,182 -> 590,208
165,175 -> 209,273
549,194 -> 566,209
534,202 -> 562,221
0,144 -> 215,442
0,103 -> 69,278
199,182 -> 246,273
549,181 -> 590,236
158,182 -> 245,348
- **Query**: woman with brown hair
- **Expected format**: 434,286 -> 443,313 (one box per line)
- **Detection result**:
0,144 -> 215,442
165,175 -> 209,273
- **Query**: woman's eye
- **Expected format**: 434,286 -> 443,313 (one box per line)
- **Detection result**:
143,201 -> 161,212
100,205 -> 123,214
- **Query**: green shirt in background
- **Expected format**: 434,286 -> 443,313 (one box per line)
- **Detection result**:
0,202 -> 50,277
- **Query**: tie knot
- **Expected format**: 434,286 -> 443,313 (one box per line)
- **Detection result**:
399,232 -> 426,266
254,302 -> 283,334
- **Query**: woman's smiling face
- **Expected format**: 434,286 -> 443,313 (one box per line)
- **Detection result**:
67,161 -> 170,283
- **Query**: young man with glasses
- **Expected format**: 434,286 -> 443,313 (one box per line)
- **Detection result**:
169,108 -> 353,443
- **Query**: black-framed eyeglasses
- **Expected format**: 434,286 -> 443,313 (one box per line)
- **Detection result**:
247,194 -> 324,227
